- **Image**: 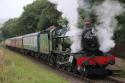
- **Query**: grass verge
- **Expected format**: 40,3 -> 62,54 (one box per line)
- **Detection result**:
0,48 -> 68,83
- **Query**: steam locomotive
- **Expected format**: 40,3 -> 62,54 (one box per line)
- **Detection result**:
5,21 -> 115,76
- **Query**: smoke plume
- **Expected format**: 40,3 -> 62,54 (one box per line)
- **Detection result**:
49,0 -> 83,53
95,0 -> 124,53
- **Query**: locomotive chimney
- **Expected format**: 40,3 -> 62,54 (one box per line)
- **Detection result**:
84,18 -> 92,26
83,16 -> 93,28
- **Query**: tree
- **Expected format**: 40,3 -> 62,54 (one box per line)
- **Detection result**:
37,1 -> 61,30
57,17 -> 68,27
1,18 -> 18,38
1,0 -> 62,38
18,0 -> 61,33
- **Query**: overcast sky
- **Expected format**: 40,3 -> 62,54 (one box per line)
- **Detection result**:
0,0 -> 34,19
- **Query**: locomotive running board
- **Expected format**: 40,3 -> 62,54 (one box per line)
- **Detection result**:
57,61 -> 69,65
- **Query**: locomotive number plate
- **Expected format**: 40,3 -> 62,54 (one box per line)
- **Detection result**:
69,56 -> 73,63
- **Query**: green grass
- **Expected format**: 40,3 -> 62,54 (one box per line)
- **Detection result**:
0,48 -> 69,83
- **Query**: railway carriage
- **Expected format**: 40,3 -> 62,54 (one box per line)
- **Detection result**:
15,36 -> 23,49
10,38 -> 16,48
5,39 -> 11,47
22,32 -> 40,55
5,38 -> 16,49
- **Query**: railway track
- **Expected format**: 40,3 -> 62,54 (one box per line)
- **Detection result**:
57,66 -> 125,83
38,57 -> 125,83
91,76 -> 125,83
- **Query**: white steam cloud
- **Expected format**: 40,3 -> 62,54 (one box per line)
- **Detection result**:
95,0 -> 124,53
49,0 -> 78,26
49,0 -> 83,53
66,27 -> 83,53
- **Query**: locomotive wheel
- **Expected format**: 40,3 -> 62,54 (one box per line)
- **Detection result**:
67,64 -> 73,72
106,69 -> 113,76
56,64 -> 61,69
49,55 -> 54,65
80,67 -> 88,77
62,65 -> 66,70
72,67 -> 78,74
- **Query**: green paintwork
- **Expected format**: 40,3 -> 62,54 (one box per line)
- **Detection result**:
23,33 -> 40,52
23,45 -> 38,52
39,33 -> 52,54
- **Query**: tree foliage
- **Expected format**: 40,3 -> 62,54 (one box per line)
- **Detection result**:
1,18 -> 18,38
1,0 -> 62,38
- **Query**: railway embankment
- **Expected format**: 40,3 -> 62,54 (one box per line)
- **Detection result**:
0,47 -> 68,83
1,47 -> 125,83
